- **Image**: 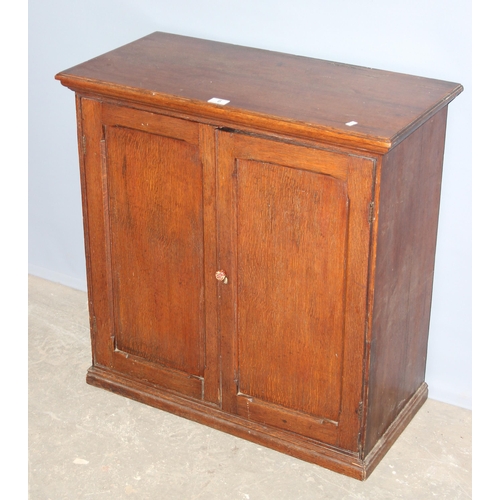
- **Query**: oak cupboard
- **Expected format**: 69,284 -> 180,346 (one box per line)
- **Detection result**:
55,32 -> 462,480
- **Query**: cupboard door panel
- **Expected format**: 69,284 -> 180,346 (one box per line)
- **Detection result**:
106,126 -> 204,376
217,131 -> 374,448
82,100 -> 212,400
236,160 -> 347,419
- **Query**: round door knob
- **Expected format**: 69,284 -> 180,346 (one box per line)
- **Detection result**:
215,270 -> 228,283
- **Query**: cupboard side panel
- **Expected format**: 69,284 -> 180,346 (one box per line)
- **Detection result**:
364,107 -> 448,455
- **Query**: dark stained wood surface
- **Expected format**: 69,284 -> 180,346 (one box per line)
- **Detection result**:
106,126 -> 204,375
56,32 -> 462,152
80,99 -> 210,399
57,33 -> 463,479
235,160 -> 347,419
363,107 -> 449,456
216,131 -> 375,450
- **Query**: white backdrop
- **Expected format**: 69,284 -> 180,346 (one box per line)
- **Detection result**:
28,0 -> 471,409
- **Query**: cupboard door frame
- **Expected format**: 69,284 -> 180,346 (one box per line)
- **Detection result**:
79,98 -> 220,404
216,131 -> 375,450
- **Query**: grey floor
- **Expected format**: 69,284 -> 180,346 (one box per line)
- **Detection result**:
28,275 -> 472,499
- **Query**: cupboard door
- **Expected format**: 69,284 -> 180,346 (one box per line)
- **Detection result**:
217,132 -> 375,449
80,100 -> 218,402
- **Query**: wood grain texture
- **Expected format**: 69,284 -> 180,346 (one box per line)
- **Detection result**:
235,159 -> 347,420
363,108 -> 449,456
198,124 -> 220,405
57,34 -> 462,479
86,365 -> 428,481
106,125 -> 204,374
56,32 -> 463,153
217,131 -> 375,450
78,97 -> 114,370
79,100 -> 211,399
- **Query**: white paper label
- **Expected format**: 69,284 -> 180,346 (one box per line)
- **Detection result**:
208,97 -> 230,105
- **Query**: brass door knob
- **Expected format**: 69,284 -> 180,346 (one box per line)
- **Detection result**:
215,270 -> 228,284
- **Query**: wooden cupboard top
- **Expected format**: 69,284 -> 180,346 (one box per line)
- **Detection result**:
56,31 -> 462,153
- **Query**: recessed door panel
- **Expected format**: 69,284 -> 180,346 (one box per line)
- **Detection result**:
236,159 -> 347,419
106,125 -> 204,375
217,132 -> 374,448
80,101 -> 213,400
